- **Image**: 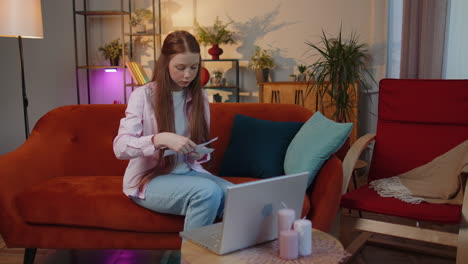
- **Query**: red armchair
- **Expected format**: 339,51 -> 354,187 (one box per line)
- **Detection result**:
0,103 -> 344,264
340,79 -> 468,263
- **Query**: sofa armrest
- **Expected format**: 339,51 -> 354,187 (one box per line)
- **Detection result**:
0,130 -> 66,241
342,133 -> 376,194
307,155 -> 343,232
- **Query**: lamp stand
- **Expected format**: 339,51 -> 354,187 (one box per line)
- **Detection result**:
18,36 -> 30,139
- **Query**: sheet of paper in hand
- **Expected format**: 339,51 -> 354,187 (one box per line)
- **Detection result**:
163,137 -> 218,157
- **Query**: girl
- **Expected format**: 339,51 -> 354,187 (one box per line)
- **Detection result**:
113,30 -> 233,231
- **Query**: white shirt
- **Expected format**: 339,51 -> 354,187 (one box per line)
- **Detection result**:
172,89 -> 190,174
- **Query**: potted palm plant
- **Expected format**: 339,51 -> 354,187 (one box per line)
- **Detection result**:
305,28 -> 376,122
297,64 -> 308,82
249,46 -> 275,83
195,17 -> 237,60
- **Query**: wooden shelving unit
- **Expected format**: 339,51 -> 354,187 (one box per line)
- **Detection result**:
77,66 -> 125,69
72,0 -> 161,104
126,0 -> 161,91
75,11 -> 129,16
202,59 -> 240,103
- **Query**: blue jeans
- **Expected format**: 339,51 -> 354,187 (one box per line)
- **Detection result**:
131,170 -> 234,231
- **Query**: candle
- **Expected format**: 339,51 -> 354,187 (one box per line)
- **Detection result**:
293,219 -> 312,256
277,208 -> 295,232
279,230 -> 299,260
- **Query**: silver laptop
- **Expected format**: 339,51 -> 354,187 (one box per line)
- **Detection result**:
179,171 -> 309,255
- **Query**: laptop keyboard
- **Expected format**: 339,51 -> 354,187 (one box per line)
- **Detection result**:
209,232 -> 222,244
193,223 -> 222,250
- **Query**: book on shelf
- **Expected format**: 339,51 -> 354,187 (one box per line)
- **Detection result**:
135,62 -> 150,84
126,61 -> 144,85
132,62 -> 145,85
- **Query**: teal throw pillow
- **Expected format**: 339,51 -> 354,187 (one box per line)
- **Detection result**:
284,111 -> 352,187
219,114 -> 304,178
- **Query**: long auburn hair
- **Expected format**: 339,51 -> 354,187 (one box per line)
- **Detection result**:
136,30 -> 209,192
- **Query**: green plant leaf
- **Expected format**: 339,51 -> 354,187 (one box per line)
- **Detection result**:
249,46 -> 275,70
195,17 -> 237,46
98,39 -> 129,61
304,27 -> 377,122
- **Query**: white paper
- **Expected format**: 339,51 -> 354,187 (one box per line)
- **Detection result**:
163,137 -> 218,157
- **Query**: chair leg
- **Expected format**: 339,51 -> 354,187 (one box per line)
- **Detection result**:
457,181 -> 468,264
24,248 -> 36,264
457,230 -> 468,264
345,232 -> 373,260
340,214 -> 358,247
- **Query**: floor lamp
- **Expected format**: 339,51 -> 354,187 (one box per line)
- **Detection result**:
0,0 -> 44,139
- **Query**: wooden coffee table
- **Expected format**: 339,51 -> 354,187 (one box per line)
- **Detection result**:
181,228 -> 349,264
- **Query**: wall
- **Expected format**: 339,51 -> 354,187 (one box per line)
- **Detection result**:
0,0 -> 387,155
166,0 -> 387,106
0,0 -> 77,155
443,0 -> 468,79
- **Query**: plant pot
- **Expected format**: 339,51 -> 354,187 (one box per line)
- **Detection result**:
297,73 -> 306,82
110,57 -> 120,66
211,77 -> 225,86
208,44 -> 223,60
255,69 -> 270,83
213,93 -> 222,102
135,24 -> 146,33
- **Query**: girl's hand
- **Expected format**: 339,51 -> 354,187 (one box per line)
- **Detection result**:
153,132 -> 197,154
187,151 -> 204,161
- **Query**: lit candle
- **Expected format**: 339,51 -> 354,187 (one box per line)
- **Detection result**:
293,219 -> 312,256
277,208 -> 295,232
279,230 -> 299,260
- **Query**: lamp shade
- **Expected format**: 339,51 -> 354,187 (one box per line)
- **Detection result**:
0,0 -> 44,39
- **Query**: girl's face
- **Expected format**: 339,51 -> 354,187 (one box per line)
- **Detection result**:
168,52 -> 200,90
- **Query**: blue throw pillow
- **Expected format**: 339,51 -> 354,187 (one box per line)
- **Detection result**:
219,114 -> 304,178
284,111 -> 352,187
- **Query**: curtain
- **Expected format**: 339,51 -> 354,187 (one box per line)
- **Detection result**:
400,0 -> 448,79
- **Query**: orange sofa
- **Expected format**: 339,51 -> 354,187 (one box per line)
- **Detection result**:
0,103 -> 343,257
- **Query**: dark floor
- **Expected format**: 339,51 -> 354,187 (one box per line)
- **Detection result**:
0,231 -> 456,264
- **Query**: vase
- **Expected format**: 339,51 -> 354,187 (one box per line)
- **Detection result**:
110,57 -> 120,66
200,67 -> 210,86
208,44 -> 223,60
262,68 -> 270,82
211,77 -> 224,86
135,24 -> 146,33
297,73 -> 306,82
255,69 -> 270,83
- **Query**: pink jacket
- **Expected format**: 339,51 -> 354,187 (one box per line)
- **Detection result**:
113,83 -> 211,198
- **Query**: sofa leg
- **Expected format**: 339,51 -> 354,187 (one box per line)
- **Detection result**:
24,248 -> 37,264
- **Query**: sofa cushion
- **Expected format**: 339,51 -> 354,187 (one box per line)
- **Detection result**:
16,176 -> 310,232
284,111 -> 352,187
219,114 -> 303,178
208,103 -> 313,175
16,176 -> 185,233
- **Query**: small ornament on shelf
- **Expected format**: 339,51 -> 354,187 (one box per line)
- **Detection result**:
210,69 -> 225,86
200,67 -> 210,86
